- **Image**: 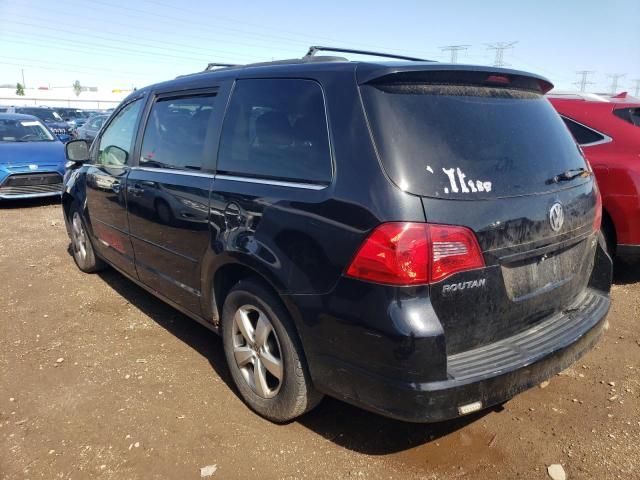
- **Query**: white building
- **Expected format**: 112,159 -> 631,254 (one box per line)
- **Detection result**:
0,85 -> 130,109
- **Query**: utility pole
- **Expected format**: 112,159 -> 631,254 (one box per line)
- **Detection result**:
632,79 -> 640,97
607,73 -> 625,95
486,41 -> 517,67
439,45 -> 470,64
21,69 -> 25,89
574,70 -> 595,92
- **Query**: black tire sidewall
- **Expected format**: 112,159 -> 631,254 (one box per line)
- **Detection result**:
69,203 -> 102,273
221,280 -> 310,422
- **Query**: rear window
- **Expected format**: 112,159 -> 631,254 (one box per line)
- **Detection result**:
361,84 -> 588,199
18,108 -> 63,122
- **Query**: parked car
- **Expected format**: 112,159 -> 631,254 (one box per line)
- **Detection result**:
61,47 -> 611,423
549,92 -> 640,261
10,107 -> 74,138
75,114 -> 108,144
0,113 -> 67,199
56,108 -> 90,129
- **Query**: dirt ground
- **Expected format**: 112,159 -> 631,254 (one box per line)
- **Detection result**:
1,199 -> 639,480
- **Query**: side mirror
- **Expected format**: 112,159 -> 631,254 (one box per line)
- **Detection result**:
103,145 -> 128,166
57,133 -> 71,143
65,139 -> 90,163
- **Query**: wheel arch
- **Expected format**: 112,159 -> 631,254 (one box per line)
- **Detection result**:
207,260 -> 290,329
601,207 -> 617,256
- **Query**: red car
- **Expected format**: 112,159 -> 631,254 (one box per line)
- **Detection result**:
549,92 -> 640,261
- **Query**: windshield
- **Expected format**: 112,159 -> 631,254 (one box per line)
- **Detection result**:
0,119 -> 55,142
18,108 -> 63,122
361,84 -> 588,199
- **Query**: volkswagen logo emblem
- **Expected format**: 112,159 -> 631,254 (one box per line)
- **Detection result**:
549,202 -> 564,232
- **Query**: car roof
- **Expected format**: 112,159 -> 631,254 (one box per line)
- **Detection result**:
126,56 -> 552,101
16,106 -> 54,110
548,92 -> 640,108
0,112 -> 41,121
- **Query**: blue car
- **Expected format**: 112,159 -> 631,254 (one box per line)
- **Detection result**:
0,113 -> 68,200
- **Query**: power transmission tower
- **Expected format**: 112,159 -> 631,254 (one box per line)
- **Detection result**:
632,79 -> 640,97
574,70 -> 595,92
607,73 -> 626,94
486,41 -> 517,67
440,45 -> 470,64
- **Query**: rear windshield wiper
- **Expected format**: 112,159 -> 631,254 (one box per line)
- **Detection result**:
547,168 -> 591,184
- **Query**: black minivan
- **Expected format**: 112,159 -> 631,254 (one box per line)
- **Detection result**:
62,47 -> 612,423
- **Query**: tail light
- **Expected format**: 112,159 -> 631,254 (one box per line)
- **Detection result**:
593,181 -> 603,232
346,222 -> 484,286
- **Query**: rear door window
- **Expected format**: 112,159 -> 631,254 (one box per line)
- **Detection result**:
217,79 -> 332,184
140,94 -> 217,171
613,107 -> 640,127
361,83 -> 588,199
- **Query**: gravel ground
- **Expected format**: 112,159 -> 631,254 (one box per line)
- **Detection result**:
1,199 -> 639,479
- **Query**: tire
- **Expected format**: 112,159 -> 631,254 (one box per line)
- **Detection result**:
221,278 -> 322,422
68,203 -> 106,273
155,199 -> 173,225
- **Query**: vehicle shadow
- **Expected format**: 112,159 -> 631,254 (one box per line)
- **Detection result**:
0,197 -> 61,209
93,265 -> 488,455
613,259 -> 640,285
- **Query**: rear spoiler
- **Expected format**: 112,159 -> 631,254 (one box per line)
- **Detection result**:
356,64 -> 554,94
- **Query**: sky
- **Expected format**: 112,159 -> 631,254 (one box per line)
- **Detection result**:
0,0 -> 638,94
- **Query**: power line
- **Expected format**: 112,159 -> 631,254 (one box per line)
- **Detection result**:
1,20 -> 262,62
0,33 -> 230,66
140,0 -> 438,57
439,45 -> 470,64
607,73 -> 626,94
574,70 -> 595,92
486,41 -> 517,67
3,13 -> 291,60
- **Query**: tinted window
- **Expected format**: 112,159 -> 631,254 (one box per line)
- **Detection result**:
140,94 -> 216,171
361,84 -> 588,199
218,79 -> 331,183
561,117 -> 606,145
613,107 -> 640,127
97,99 -> 143,166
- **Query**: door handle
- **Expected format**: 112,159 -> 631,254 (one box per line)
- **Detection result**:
127,183 -> 145,196
223,202 -> 245,230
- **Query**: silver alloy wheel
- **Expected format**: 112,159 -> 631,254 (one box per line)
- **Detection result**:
232,305 -> 284,399
71,211 -> 87,261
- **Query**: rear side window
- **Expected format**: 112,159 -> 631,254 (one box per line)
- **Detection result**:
140,94 -> 217,171
613,107 -> 640,127
561,116 -> 606,145
361,83 -> 588,199
218,79 -> 332,184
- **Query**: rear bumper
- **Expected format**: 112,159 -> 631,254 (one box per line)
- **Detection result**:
310,290 -> 608,422
289,236 -> 612,423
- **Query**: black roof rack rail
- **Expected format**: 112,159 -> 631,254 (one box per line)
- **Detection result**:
204,62 -> 240,71
305,45 -> 431,62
